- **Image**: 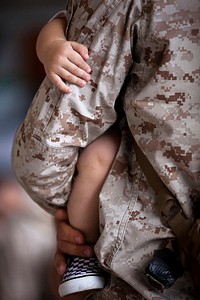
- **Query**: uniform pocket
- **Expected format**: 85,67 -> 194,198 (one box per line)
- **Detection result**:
30,77 -> 62,135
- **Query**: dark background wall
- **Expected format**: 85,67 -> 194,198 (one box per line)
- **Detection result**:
0,2 -> 66,300
0,0 -> 65,176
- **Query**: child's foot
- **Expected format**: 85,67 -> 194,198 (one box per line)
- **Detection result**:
58,256 -> 106,297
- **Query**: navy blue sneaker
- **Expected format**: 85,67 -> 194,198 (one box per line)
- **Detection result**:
58,256 -> 106,297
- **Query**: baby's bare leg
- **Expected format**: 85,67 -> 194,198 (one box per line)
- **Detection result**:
67,129 -> 121,244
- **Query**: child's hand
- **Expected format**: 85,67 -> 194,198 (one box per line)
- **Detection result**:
43,40 -> 91,93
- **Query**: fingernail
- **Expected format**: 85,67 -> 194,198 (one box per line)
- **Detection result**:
83,248 -> 92,257
85,74 -> 91,81
57,264 -> 66,276
86,66 -> 91,73
84,53 -> 89,60
80,80 -> 86,87
75,236 -> 82,244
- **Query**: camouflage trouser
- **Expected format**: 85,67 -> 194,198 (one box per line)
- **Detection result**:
12,0 -> 138,213
12,0 -> 200,299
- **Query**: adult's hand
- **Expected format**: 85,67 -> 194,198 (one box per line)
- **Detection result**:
54,209 -> 94,276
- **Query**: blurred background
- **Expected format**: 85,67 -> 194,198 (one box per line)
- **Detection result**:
0,1 -> 65,299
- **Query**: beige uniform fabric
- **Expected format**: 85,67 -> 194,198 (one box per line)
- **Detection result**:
12,0 -> 200,299
12,0 -> 137,212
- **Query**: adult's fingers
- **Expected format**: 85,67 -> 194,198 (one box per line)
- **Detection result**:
57,237 -> 94,258
55,208 -> 69,221
55,208 -> 94,257
54,250 -> 67,276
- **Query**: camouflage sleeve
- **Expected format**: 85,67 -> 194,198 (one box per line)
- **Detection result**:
124,0 -> 200,218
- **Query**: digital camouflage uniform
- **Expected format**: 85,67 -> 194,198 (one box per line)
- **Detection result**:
12,0 -> 200,299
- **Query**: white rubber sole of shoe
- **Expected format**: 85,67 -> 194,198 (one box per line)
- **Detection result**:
58,275 -> 106,297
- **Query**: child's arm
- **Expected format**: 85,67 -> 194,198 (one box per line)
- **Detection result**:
36,17 -> 91,93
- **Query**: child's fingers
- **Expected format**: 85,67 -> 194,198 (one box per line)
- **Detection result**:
47,63 -> 91,92
69,42 -> 91,73
71,41 -> 90,61
60,61 -> 91,84
47,73 -> 73,93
